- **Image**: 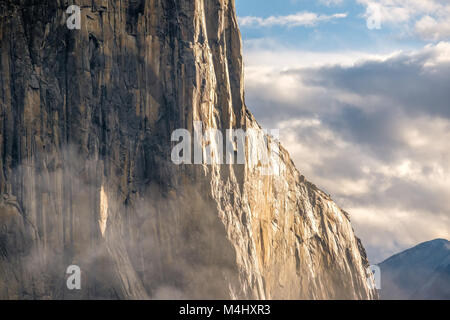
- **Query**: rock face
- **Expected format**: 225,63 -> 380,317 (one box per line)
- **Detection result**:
379,239 -> 450,300
0,0 -> 377,299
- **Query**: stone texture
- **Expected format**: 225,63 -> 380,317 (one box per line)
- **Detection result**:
0,0 -> 378,299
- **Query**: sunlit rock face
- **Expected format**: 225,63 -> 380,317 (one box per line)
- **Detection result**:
0,0 -> 377,299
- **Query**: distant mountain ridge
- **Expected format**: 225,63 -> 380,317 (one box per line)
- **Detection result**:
379,239 -> 450,300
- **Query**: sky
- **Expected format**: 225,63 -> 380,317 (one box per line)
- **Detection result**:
235,0 -> 450,263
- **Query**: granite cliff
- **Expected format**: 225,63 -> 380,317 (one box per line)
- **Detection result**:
0,0 -> 377,299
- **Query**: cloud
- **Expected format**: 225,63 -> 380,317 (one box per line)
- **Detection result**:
243,42 -> 450,262
415,16 -> 450,41
238,11 -> 347,28
293,42 -> 450,119
290,0 -> 344,6
358,0 -> 450,41
319,0 -> 344,6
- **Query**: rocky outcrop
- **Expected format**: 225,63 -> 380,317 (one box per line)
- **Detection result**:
0,0 -> 377,299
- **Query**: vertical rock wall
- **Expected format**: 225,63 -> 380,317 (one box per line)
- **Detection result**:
0,0 -> 377,299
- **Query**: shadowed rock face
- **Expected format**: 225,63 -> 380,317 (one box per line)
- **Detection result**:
0,0 -> 377,299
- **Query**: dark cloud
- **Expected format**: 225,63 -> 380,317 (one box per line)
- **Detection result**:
291,48 -> 450,118
341,175 -> 450,214
323,106 -> 405,161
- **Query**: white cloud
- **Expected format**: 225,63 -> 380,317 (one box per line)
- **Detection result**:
358,0 -> 450,41
291,0 -> 344,6
242,37 -> 401,71
238,11 -> 347,28
351,206 -> 449,263
320,0 -> 344,6
415,15 -> 450,41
